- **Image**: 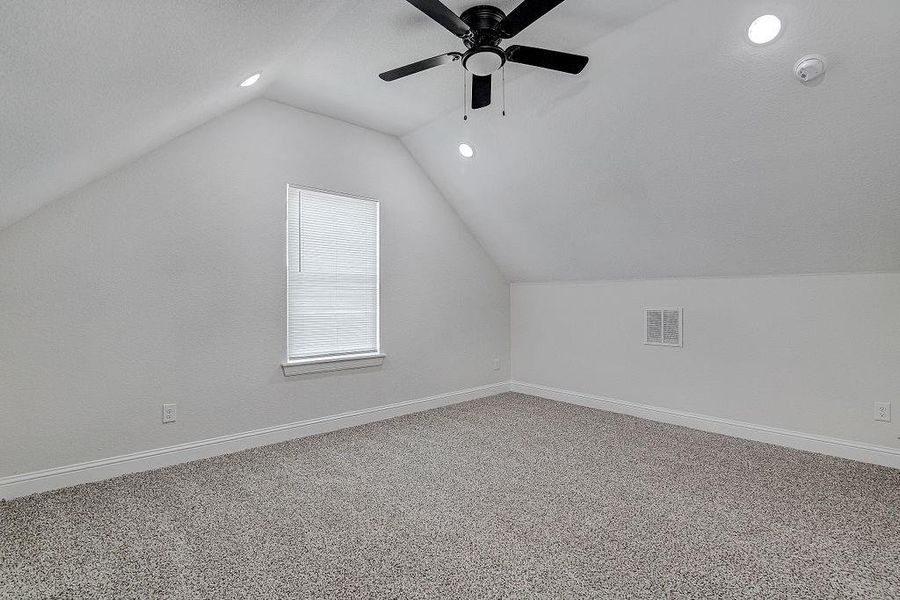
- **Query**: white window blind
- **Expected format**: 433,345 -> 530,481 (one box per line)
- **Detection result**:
287,186 -> 379,361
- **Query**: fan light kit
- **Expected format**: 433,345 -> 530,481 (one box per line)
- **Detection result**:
748,15 -> 781,45
379,1 -> 589,113
458,143 -> 474,158
240,73 -> 261,87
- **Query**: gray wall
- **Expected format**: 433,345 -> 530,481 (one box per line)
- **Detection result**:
511,274 -> 900,448
0,99 -> 510,477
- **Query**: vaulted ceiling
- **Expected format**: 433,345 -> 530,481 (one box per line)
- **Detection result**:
265,0 -> 672,135
3,0 -> 900,281
0,0 -> 340,229
0,0 -> 669,230
403,0 -> 900,280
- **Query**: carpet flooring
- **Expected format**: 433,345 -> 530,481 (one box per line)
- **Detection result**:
2,392 -> 899,599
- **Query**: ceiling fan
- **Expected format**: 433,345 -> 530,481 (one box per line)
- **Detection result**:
379,0 -> 588,110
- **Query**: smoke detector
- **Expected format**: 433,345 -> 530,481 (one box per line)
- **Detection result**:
794,55 -> 826,83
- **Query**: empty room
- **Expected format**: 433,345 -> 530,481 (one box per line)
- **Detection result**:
1,0 -> 899,598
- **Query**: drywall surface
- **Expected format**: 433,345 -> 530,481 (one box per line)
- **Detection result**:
511,274 -> 900,448
266,0 -> 671,136
0,0 -> 342,229
0,99 -> 509,476
403,0 -> 900,281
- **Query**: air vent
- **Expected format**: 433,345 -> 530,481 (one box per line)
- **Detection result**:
645,308 -> 683,347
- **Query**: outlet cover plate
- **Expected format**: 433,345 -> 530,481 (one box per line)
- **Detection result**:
162,403 -> 177,424
874,402 -> 891,422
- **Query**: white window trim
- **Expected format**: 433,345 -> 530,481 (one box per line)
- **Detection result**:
283,184 -> 383,377
282,352 -> 385,377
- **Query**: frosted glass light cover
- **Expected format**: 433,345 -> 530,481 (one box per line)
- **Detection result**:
748,15 -> 781,45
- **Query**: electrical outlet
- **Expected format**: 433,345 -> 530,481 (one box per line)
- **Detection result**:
162,403 -> 177,424
874,402 -> 891,422
492,358 -> 501,371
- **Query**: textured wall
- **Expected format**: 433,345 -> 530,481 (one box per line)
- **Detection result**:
0,99 -> 510,476
511,273 -> 900,448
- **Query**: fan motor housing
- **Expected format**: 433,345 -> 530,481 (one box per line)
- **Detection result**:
459,5 -> 507,75
460,5 -> 506,48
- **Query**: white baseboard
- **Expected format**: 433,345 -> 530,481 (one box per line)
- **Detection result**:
7,380 -> 894,500
0,382 -> 510,500
511,381 -> 900,469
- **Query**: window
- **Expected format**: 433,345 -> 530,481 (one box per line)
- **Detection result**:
285,186 -> 380,372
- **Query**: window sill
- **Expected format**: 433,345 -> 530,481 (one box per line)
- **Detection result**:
281,353 -> 385,377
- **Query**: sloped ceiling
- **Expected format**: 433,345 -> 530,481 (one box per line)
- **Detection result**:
0,0 -> 340,229
3,0 -> 900,282
265,0 -> 672,135
0,0 -> 669,230
403,0 -> 900,281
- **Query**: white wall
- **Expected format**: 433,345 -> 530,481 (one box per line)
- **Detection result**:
0,99 -> 509,477
512,274 -> 900,449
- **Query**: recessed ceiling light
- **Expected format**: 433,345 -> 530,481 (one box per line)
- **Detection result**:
748,15 -> 781,45
458,143 -> 474,158
240,72 -> 262,87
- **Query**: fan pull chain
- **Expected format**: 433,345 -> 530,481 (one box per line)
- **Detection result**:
502,65 -> 506,116
463,72 -> 468,121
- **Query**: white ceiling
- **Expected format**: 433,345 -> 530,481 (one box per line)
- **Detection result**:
404,0 -> 900,280
0,0 -> 340,229
3,0 -> 900,281
0,0 -> 669,230
265,0 -> 672,135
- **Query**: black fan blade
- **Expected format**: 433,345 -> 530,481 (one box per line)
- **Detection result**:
499,0 -> 566,38
472,74 -> 491,109
379,52 -> 461,81
406,0 -> 471,37
506,45 -> 588,74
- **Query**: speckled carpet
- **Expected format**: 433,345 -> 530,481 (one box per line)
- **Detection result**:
2,393 -> 899,599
